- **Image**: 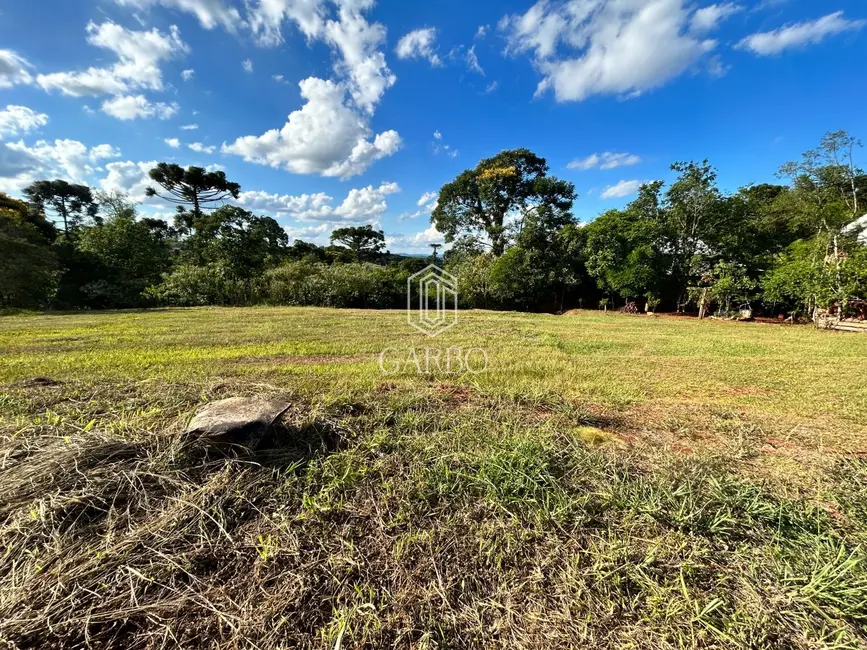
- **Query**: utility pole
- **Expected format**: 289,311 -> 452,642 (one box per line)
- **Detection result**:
430,243 -> 442,263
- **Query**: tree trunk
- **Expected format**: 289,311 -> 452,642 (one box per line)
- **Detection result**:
698,288 -> 709,320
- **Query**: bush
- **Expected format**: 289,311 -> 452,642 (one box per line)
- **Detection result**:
145,264 -> 255,306
262,262 -> 404,308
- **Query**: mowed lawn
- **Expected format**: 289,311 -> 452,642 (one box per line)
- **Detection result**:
2,306 -> 866,424
2,308 -> 867,649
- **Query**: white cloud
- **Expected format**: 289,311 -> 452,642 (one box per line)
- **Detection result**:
243,58 -> 254,73
0,50 -> 34,89
568,152 -> 641,170
0,106 -> 49,140
37,21 -> 189,97
484,81 -> 499,93
181,123 -> 199,130
417,191 -> 438,208
601,179 -> 642,199
0,138 -> 122,193
465,45 -> 484,74
395,27 -> 442,66
237,189 -> 333,215
222,76 -> 401,179
273,74 -> 288,83
283,222 -> 332,245
432,132 -> 458,158
188,142 -> 216,153
164,137 -> 181,148
476,24 -> 489,39
500,0 -> 719,102
247,0 -> 326,46
101,94 -> 179,120
182,68 -> 195,81
401,190 -> 439,220
386,224 -> 446,253
237,181 -> 400,223
112,0 -> 243,31
736,11 -> 866,56
323,4 -> 396,114
690,3 -> 742,33
247,1 -> 395,114
99,159 -> 161,202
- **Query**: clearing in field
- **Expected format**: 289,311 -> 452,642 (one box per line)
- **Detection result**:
1,307 -> 867,649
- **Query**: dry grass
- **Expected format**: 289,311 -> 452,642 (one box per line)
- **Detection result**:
1,308 -> 867,649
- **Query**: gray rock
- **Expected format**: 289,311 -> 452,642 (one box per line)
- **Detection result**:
185,397 -> 291,449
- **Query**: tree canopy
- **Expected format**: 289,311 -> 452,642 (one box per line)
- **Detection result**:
4,134 -> 867,319
432,149 -> 576,256
145,163 -> 241,223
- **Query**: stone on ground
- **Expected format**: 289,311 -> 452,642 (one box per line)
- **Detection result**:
185,397 -> 290,448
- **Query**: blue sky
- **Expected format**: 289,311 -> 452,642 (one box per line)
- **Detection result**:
0,0 -> 865,252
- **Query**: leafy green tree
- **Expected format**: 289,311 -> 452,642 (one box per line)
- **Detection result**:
145,163 -> 241,224
76,200 -> 172,307
23,180 -> 98,239
184,205 -> 288,278
664,161 -> 725,309
330,225 -> 385,263
432,149 -> 575,256
0,193 -> 59,307
584,183 -> 667,303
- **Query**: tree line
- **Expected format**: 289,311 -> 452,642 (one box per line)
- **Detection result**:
2,131 -> 866,319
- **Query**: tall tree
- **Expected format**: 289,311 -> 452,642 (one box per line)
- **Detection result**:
145,164 -> 241,223
76,200 -> 172,306
664,161 -> 723,309
186,205 -> 288,278
0,193 -> 59,307
330,225 -> 385,263
23,180 -> 98,239
432,149 -> 576,256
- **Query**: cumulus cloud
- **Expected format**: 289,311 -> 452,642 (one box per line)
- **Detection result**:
386,224 -> 446,253
242,58 -> 254,73
0,106 -> 49,140
237,181 -> 400,223
37,21 -> 189,97
101,95 -> 179,120
401,190 -> 439,220
164,137 -> 181,148
736,11 -> 866,55
0,138 -> 122,193
181,123 -> 199,130
182,68 -> 195,81
499,0 -> 719,102
99,159 -> 161,202
0,50 -> 34,89
188,142 -> 216,153
395,28 -> 442,66
0,144 -> 41,183
222,77 -> 401,179
601,179 -> 642,199
112,0 -> 243,31
246,1 -> 395,115
247,0 -> 326,46
568,152 -> 641,170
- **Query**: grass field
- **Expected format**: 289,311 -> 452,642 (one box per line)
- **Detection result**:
2,308 -> 867,649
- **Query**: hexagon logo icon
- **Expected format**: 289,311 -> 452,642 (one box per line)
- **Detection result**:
407,265 -> 458,337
